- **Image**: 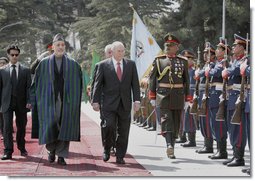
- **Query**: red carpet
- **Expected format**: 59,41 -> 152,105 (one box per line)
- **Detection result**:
0,112 -> 152,176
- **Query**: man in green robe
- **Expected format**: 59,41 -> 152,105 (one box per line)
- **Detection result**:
31,33 -> 82,165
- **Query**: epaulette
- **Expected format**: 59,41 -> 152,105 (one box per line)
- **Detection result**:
177,54 -> 188,61
155,54 -> 167,59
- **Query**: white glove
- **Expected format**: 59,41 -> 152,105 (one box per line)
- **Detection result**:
150,100 -> 156,107
184,102 -> 189,110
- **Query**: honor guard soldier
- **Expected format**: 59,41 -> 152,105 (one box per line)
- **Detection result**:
222,34 -> 249,167
240,56 -> 250,175
149,33 -> 191,159
207,38 -> 230,159
195,43 -> 216,154
180,50 -> 197,147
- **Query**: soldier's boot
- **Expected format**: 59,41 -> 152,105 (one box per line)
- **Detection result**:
196,138 -> 213,154
165,132 -> 176,159
227,147 -> 245,167
175,132 -> 187,143
210,139 -> 228,159
182,132 -> 196,147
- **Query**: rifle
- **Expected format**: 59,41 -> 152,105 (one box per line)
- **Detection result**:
199,42 -> 210,116
190,47 -> 201,115
216,39 -> 229,121
231,33 -> 249,125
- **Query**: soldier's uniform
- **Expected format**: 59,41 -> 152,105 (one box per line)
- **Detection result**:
222,34 -> 248,167
207,38 -> 230,159
180,50 -> 197,147
195,43 -> 215,154
149,34 -> 191,159
242,61 -> 250,175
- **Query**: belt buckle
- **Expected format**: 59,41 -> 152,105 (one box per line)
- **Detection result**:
170,84 -> 174,89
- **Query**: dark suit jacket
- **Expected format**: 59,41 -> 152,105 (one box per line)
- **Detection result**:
0,64 -> 31,113
92,58 -> 140,112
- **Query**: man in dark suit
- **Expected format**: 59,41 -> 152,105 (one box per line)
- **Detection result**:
92,41 -> 140,164
0,45 -> 31,160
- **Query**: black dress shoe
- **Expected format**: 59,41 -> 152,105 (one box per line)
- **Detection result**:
223,157 -> 234,165
57,157 -> 67,165
21,150 -> 28,156
48,152 -> 56,163
1,154 -> 12,160
196,147 -> 213,154
103,151 -> 110,162
227,158 -> 245,167
181,142 -> 196,147
116,157 -> 125,164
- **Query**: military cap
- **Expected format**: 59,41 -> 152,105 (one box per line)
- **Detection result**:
164,33 -> 180,45
53,33 -> 65,43
181,50 -> 195,58
203,42 -> 216,54
217,37 -> 230,54
233,34 -> 248,47
0,57 -> 9,63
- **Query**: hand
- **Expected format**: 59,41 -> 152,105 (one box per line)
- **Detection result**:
205,67 -> 210,77
240,60 -> 248,76
92,103 -> 100,112
222,68 -> 228,79
150,100 -> 156,107
26,104 -> 32,109
133,102 -> 141,112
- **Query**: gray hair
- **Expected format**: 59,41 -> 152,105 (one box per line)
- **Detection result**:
111,41 -> 125,52
104,44 -> 112,53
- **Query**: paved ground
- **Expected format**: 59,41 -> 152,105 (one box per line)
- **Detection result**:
0,102 -> 251,177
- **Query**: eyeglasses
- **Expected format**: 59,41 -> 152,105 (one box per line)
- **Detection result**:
10,54 -> 19,57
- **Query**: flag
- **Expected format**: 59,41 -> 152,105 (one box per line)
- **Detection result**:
90,50 -> 101,79
130,9 -> 162,80
82,67 -> 90,103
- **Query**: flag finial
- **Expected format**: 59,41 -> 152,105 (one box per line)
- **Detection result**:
129,3 -> 135,11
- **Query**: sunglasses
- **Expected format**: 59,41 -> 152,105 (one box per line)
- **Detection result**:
10,54 -> 19,57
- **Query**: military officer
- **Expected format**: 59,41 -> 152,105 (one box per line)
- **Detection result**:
222,34 -> 248,167
180,50 -> 197,147
195,43 -> 216,154
206,38 -> 230,159
149,33 -> 191,159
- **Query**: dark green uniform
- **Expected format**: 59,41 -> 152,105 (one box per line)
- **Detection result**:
149,54 -> 190,137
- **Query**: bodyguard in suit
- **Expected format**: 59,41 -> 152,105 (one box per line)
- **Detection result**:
149,33 -> 191,159
92,41 -> 140,164
0,45 -> 31,160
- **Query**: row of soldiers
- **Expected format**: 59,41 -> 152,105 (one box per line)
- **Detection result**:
134,33 -> 250,175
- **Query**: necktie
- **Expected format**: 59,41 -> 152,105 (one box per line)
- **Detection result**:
11,64 -> 17,96
117,62 -> 122,81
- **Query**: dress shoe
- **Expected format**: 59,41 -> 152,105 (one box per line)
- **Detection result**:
222,157 -> 234,165
181,142 -> 196,147
227,158 -> 245,167
103,151 -> 110,162
147,127 -> 156,131
1,154 -> 12,160
196,147 -> 213,154
21,150 -> 28,156
48,152 -> 56,163
57,157 -> 67,166
175,138 -> 187,144
116,157 -> 125,164
242,168 -> 249,173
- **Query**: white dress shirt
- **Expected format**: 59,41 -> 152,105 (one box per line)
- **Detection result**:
9,62 -> 19,79
112,57 -> 123,73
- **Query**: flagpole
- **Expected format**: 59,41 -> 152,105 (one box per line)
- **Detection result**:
222,0 -> 226,39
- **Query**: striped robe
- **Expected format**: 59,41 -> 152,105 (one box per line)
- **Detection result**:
31,54 -> 82,145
